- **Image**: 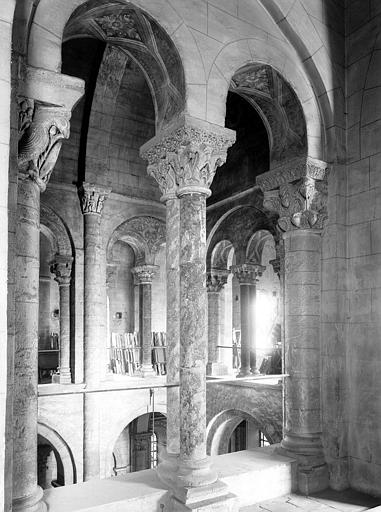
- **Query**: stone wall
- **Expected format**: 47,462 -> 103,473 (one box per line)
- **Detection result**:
344,1 -> 381,495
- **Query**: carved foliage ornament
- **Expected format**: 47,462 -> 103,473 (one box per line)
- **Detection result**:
50,255 -> 73,286
142,124 -> 235,198
18,105 -> 71,192
132,264 -> 158,284
126,216 -> 165,255
264,176 -> 328,232
230,263 -> 265,285
80,182 -> 111,215
206,270 -> 229,293
94,12 -> 141,41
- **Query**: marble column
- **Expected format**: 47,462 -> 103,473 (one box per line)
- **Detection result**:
230,264 -> 264,378
206,270 -> 229,376
50,255 -> 73,384
13,104 -> 71,512
131,265 -> 158,377
80,182 -> 110,481
140,116 -> 236,510
260,158 -> 329,494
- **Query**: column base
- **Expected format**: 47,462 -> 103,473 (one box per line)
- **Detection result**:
156,452 -> 178,489
171,492 -> 238,511
278,432 -> 329,495
206,362 -> 228,377
137,364 -> 157,378
13,486 -> 47,512
236,369 -> 252,378
56,368 -> 72,384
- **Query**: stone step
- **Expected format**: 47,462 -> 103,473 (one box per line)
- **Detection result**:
213,445 -> 296,509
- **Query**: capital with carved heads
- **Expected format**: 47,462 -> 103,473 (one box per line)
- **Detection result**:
140,115 -> 236,200
50,255 -> 73,286
206,269 -> 229,293
230,263 -> 265,285
132,264 -> 158,284
80,182 -> 111,215
257,157 -> 328,232
18,104 -> 71,192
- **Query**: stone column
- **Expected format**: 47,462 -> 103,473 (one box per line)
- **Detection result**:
230,264 -> 264,377
260,157 -> 329,494
206,270 -> 229,376
80,182 -> 110,481
141,115 -> 236,510
13,104 -> 71,512
50,255 -> 73,384
140,148 -> 181,486
131,265 -> 158,377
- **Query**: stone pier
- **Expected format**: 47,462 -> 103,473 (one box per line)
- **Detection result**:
50,255 -> 73,384
206,270 -> 229,376
260,157 -> 329,494
80,182 -> 110,481
14,101 -> 72,512
231,263 -> 264,378
132,265 -> 158,377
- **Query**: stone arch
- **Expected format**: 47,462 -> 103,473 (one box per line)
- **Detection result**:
107,215 -> 165,265
26,0 -> 206,121
102,402 -> 167,477
40,202 -> 73,257
246,229 -> 275,265
206,409 -> 280,456
209,239 -> 234,271
37,422 -> 76,485
207,205 -> 274,266
206,38 -> 328,162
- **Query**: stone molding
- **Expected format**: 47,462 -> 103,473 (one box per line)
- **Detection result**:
131,264 -> 158,284
206,269 -> 229,293
50,255 -> 73,286
140,115 -> 236,199
257,156 -> 328,191
230,263 -> 265,285
80,182 -> 111,215
18,105 -> 71,192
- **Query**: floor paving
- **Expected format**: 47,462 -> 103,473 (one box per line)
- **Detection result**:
240,489 -> 381,511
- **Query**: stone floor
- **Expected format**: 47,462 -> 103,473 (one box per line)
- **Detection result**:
240,489 -> 381,511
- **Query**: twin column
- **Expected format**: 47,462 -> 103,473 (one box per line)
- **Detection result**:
141,116 -> 237,510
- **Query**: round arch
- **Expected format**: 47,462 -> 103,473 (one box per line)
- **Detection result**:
246,229 -> 275,264
102,402 -> 167,477
37,422 -> 77,485
107,215 -> 165,265
206,409 -> 281,456
206,38 -> 329,162
40,202 -> 73,258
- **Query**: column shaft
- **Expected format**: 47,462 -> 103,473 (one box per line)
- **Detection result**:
140,282 -> 153,370
238,284 -> 251,377
13,178 -> 45,511
207,292 -> 220,371
249,283 -> 258,374
58,283 -> 71,382
281,229 -> 328,493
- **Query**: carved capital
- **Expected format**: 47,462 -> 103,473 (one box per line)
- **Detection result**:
18,105 -> 71,192
18,97 -> 35,139
140,115 -> 235,199
230,263 -> 265,285
264,176 -> 328,232
50,255 -> 73,286
132,264 -> 158,284
206,269 -> 229,293
80,182 -> 111,215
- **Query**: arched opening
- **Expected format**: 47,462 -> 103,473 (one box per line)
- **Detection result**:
38,230 -> 60,384
207,410 -> 277,457
111,412 -> 167,475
